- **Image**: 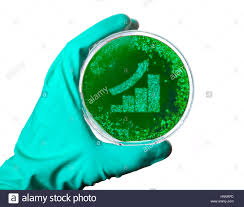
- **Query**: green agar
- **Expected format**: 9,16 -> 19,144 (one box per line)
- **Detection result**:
82,35 -> 190,141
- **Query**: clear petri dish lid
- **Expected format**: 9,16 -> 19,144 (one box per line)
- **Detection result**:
79,30 -> 194,146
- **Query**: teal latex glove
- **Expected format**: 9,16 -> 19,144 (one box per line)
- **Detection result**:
0,14 -> 172,190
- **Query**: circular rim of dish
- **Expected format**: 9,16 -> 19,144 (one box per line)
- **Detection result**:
79,30 -> 194,146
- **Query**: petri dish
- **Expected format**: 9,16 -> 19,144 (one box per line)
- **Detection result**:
79,30 -> 193,145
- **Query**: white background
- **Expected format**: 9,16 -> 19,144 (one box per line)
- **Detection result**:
0,0 -> 243,189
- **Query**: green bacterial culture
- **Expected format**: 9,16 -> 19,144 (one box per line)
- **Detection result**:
80,31 -> 193,143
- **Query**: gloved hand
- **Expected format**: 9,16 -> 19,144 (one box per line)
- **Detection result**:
0,14 -> 172,190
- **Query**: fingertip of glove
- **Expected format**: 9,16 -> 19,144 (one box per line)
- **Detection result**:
162,140 -> 172,158
105,14 -> 132,31
111,13 -> 130,26
146,140 -> 172,165
128,18 -> 139,30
